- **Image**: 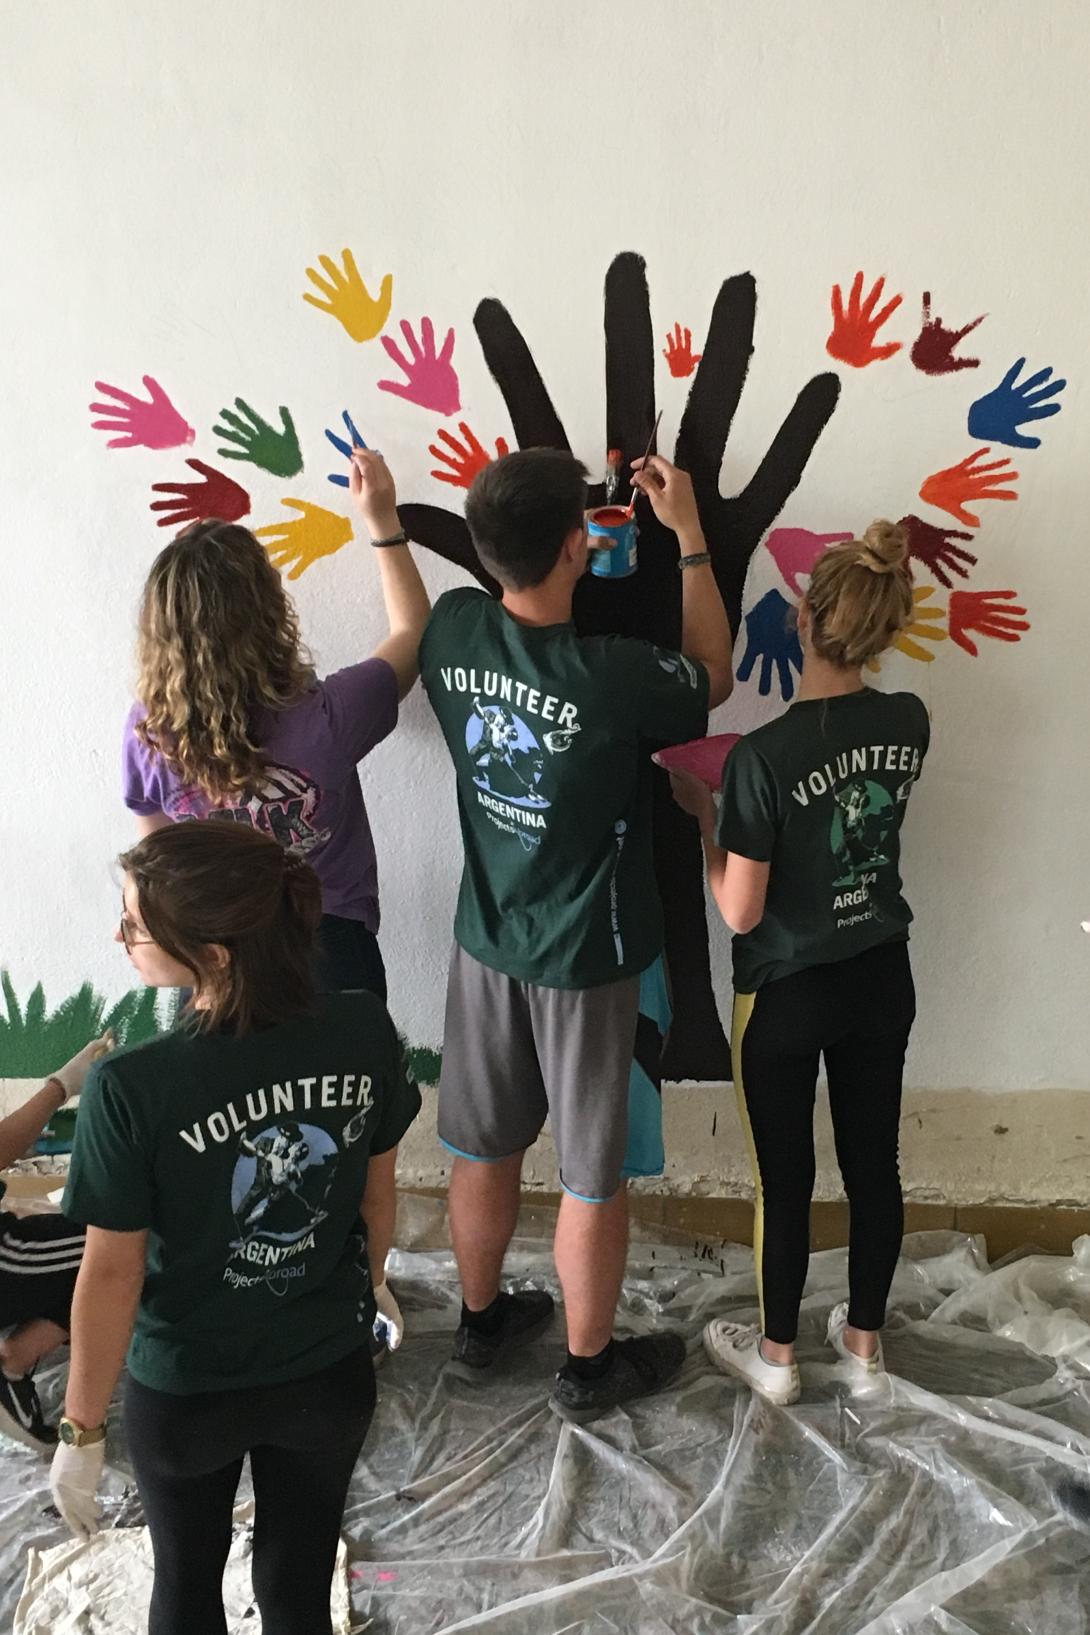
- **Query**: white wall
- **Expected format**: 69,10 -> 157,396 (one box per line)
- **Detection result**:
3,2 -> 1088,1117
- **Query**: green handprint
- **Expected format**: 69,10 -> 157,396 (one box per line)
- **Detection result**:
213,398 -> 303,478
255,499 -> 353,581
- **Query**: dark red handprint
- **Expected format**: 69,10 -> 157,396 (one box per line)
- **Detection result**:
400,253 -> 840,1078
948,589 -> 1029,656
910,292 -> 984,375
149,460 -> 251,530
899,513 -> 977,590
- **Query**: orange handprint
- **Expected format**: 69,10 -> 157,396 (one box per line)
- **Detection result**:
919,448 -> 1019,528
826,273 -> 904,368
663,323 -> 702,378
429,422 -> 510,489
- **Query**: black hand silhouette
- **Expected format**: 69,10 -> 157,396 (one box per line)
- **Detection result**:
403,253 -> 840,1078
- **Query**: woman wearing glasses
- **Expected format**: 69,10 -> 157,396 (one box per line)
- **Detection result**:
50,821 -> 420,1635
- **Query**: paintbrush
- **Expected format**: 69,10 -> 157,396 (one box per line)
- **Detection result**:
627,410 -> 663,516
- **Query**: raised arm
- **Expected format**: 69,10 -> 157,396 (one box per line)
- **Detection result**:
633,456 -> 733,707
349,450 -> 431,701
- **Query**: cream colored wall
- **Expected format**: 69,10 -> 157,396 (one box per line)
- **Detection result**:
3,1 -> 1089,1199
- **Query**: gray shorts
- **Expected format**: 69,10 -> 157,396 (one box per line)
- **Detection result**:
438,944 -> 641,1202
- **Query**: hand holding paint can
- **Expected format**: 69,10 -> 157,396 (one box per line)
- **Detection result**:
588,505 -> 639,578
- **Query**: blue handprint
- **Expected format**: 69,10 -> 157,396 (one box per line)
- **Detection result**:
967,359 -> 1066,451
736,589 -> 803,700
325,410 -> 367,486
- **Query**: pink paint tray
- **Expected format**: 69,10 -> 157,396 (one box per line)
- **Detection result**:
654,732 -> 742,790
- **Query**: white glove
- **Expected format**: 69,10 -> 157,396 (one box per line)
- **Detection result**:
50,1440 -> 105,1540
373,1281 -> 404,1352
52,1033 -> 115,1101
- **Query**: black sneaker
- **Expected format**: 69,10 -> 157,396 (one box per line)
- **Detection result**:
0,1371 -> 56,1455
1057,1478 -> 1090,1527
449,1289 -> 555,1379
550,1332 -> 687,1424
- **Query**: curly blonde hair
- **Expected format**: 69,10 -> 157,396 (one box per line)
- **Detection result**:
135,521 -> 316,801
804,520 -> 914,668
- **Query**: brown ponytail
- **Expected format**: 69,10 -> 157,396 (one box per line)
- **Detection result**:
804,520 -> 914,668
119,823 -> 322,1034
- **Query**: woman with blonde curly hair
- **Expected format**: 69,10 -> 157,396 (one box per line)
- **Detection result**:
123,451 -> 427,1004
665,521 -> 928,1405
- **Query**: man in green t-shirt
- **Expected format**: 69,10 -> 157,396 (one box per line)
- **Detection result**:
418,446 -> 733,1421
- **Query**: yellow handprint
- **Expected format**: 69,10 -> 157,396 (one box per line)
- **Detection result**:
302,249 -> 393,342
868,585 -> 948,670
256,499 -> 353,580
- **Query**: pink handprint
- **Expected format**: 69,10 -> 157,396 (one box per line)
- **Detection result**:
378,318 -> 460,415
765,527 -> 852,595
89,375 -> 195,450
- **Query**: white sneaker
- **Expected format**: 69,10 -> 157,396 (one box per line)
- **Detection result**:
702,1319 -> 800,1406
826,1301 -> 885,1390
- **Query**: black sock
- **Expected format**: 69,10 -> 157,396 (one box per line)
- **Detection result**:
461,1293 -> 506,1337
565,1339 -> 616,1381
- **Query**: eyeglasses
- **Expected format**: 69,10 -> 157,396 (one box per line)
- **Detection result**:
119,906 -> 154,954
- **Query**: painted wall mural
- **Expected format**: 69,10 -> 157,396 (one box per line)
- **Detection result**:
62,248 -> 1063,1084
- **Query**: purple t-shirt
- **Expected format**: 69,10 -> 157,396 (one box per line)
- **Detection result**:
122,660 -> 399,930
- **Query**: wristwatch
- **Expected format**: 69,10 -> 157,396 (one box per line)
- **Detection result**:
58,1416 -> 106,1448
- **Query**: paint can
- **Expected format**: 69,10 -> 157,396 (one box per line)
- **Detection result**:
588,506 -> 638,579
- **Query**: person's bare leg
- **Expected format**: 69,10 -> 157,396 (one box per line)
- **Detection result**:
449,1152 -> 524,1310
0,1318 -> 68,1377
842,1323 -> 879,1360
554,1184 -> 628,1356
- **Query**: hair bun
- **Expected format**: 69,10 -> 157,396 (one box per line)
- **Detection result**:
858,519 -> 907,575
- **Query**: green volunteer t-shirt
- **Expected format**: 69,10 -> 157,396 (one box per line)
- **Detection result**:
717,688 -> 930,992
420,588 -> 710,988
62,991 -> 421,1395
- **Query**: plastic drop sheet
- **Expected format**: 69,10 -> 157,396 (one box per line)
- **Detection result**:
2,1200 -> 1089,1633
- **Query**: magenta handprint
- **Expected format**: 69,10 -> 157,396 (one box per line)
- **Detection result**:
378,318 -> 460,415
765,526 -> 852,596
89,375 -> 195,450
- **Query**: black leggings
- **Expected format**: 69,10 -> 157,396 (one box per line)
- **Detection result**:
314,914 -> 388,1002
733,940 -> 916,1345
124,1347 -> 375,1635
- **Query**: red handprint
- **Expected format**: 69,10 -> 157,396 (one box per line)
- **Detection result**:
429,422 -> 510,489
910,293 -> 984,376
948,589 -> 1029,656
826,273 -> 903,368
899,514 -> 977,590
89,375 -> 195,450
149,460 -> 251,530
378,318 -> 461,415
663,323 -> 702,378
919,448 -> 1019,528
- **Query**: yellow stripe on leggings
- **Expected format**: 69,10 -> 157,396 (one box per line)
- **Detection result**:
731,991 -> 765,1333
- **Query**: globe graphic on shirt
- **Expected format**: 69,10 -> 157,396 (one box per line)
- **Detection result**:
229,1121 -> 338,1246
829,779 -> 896,886
465,699 -> 550,810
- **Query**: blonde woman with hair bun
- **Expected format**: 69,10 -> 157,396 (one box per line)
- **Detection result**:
666,519 -> 928,1407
